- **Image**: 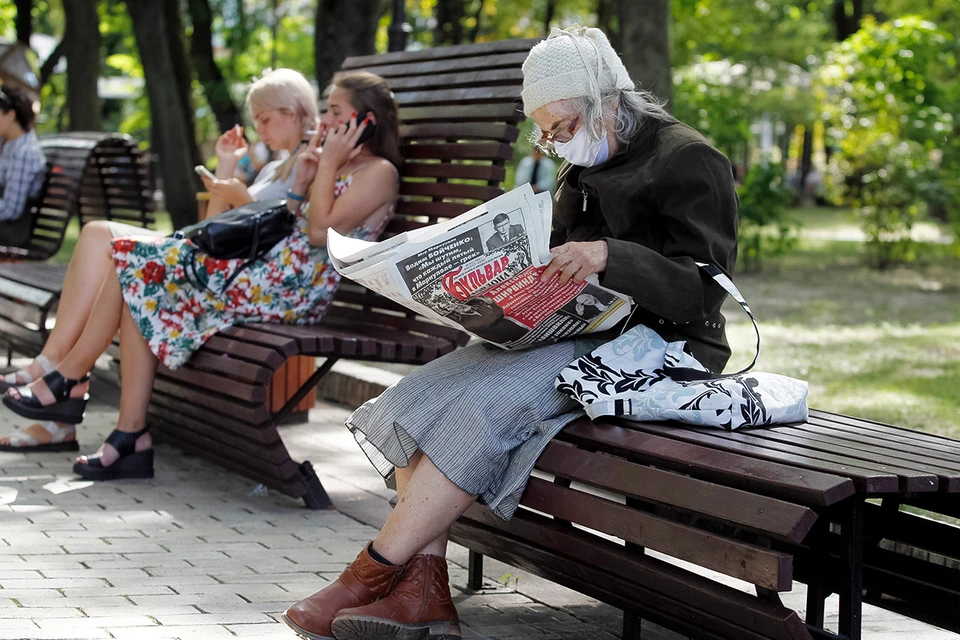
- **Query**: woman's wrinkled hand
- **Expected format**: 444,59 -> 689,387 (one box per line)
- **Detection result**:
319,114 -> 368,170
540,241 -> 609,284
200,175 -> 252,207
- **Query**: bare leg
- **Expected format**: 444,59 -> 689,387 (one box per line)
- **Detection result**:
75,305 -> 154,467
7,222 -> 115,382
6,262 -> 122,406
389,451 -> 451,559
373,452 -> 476,564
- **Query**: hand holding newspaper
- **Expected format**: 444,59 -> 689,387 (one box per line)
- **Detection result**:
327,183 -> 633,349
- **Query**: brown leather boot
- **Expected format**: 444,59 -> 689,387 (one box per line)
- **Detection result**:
282,543 -> 405,640
330,553 -> 461,640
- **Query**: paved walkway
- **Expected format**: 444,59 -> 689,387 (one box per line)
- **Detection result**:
1,378 -> 956,640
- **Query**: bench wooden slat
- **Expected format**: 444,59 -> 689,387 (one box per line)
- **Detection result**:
535,441 -> 817,544
398,103 -> 521,123
182,351 -> 274,385
810,409 -> 960,453
804,417 -> 960,461
399,122 -> 519,142
386,68 -> 524,92
150,378 -> 270,425
400,161 -> 506,182
618,421 -> 918,494
156,363 -> 264,403
402,142 -> 513,161
354,51 -> 530,79
521,477 -> 793,591
454,507 -> 812,640
768,425 -> 960,487
392,85 -> 522,107
399,182 -> 505,202
149,393 -> 277,444
561,419 -> 857,506
342,38 -> 538,68
218,326 -> 301,358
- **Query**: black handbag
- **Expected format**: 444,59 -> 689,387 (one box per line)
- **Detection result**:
174,199 -> 296,291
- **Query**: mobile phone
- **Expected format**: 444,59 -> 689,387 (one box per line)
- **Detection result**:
195,165 -> 216,180
354,112 -> 377,148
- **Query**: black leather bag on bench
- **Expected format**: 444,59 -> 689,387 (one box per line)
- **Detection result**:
174,198 -> 295,291
175,198 -> 294,259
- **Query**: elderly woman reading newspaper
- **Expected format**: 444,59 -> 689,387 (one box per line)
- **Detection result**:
283,25 -> 739,640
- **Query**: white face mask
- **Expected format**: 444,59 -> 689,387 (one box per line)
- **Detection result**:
553,125 -> 610,167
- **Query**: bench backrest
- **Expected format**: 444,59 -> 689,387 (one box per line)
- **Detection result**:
323,39 -> 537,336
2,132 -> 154,261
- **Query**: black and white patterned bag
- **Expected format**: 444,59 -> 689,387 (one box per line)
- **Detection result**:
554,264 -> 808,430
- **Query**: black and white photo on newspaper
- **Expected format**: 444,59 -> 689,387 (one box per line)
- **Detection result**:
327,183 -> 633,349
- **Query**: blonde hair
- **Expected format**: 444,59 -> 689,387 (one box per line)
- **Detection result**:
246,68 -> 319,182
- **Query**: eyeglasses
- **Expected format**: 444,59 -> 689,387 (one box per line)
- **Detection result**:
536,115 -> 580,150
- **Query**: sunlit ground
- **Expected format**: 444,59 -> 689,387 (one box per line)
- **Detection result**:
726,222 -> 959,440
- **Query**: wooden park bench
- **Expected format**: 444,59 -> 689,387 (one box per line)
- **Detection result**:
0,132 -> 155,362
451,411 -> 960,640
139,39 -> 536,508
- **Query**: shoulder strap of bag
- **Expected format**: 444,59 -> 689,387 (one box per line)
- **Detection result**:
666,262 -> 761,381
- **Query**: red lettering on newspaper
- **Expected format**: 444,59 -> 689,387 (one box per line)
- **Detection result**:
441,255 -> 511,300
484,266 -> 587,328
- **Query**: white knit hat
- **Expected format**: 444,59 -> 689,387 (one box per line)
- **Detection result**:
521,25 -> 635,117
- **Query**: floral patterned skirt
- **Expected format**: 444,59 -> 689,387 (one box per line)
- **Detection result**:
111,221 -> 340,370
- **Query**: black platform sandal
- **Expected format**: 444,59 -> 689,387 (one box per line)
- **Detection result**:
73,427 -> 154,481
2,370 -> 90,424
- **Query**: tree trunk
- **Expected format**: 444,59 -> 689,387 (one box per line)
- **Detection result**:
596,0 -> 621,51
61,0 -> 101,131
39,40 -> 65,87
833,0 -> 864,40
15,0 -> 32,45
617,0 -> 672,110
186,0 -> 243,133
544,0 -> 556,35
467,0 -> 485,42
126,0 -> 202,229
799,123 -> 814,195
434,0 -> 465,46
315,0 -> 381,89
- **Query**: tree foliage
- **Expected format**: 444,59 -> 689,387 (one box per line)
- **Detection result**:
819,16 -> 958,258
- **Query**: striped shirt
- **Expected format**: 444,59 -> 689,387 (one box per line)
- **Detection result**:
0,130 -> 46,222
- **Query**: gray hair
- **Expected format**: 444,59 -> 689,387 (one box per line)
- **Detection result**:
530,88 -> 670,151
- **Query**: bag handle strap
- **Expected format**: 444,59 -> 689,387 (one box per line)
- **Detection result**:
666,262 -> 760,381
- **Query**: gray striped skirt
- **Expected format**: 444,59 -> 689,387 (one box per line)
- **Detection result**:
345,342 -> 584,520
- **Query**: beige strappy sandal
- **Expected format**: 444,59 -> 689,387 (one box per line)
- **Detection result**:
0,354 -> 55,393
0,421 -> 79,453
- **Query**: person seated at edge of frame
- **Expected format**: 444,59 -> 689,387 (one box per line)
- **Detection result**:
514,146 -> 557,195
0,85 -> 46,249
280,25 -> 739,640
0,70 -> 402,485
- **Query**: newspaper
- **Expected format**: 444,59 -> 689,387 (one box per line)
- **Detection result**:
327,183 -> 633,349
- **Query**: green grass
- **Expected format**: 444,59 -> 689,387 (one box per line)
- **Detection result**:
725,211 -> 960,440
50,213 -> 174,264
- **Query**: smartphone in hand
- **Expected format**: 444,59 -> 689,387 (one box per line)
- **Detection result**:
195,165 -> 216,181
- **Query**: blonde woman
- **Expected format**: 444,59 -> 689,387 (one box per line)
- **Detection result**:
201,68 -> 319,218
1,70 -> 401,484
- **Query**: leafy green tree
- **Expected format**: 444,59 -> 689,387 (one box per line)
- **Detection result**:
819,16 -> 958,255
